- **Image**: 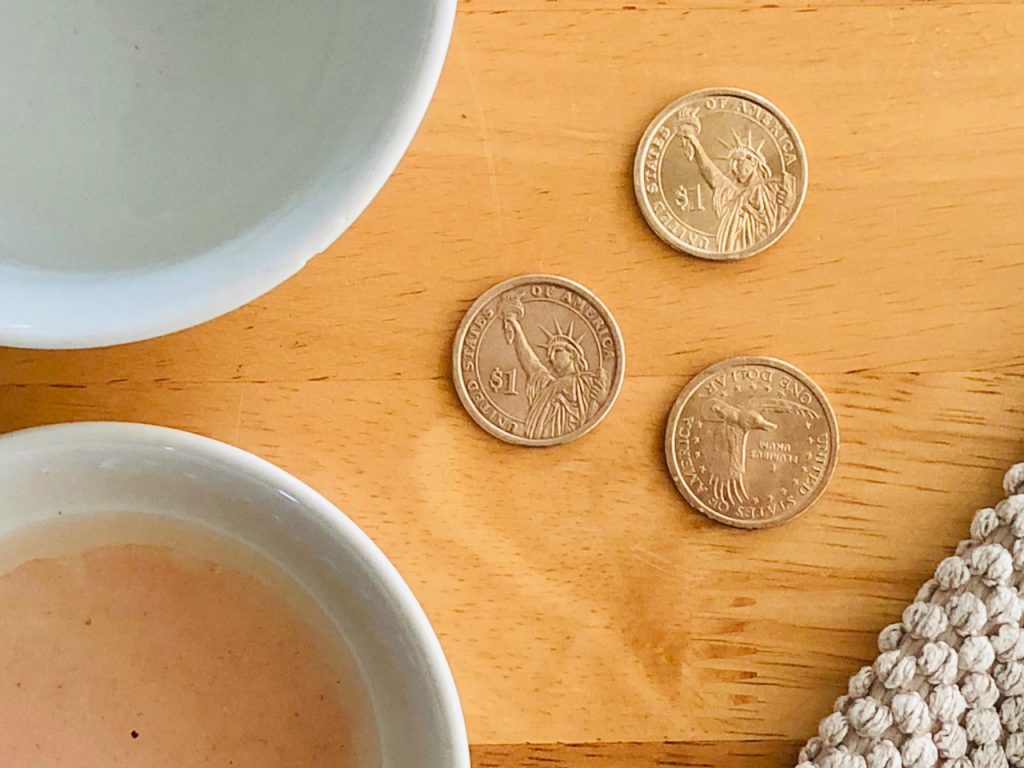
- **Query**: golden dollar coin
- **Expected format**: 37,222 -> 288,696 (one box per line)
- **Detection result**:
665,356 -> 838,529
452,275 -> 625,447
634,87 -> 808,261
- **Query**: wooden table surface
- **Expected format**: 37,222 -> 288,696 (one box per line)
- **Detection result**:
3,1 -> 1024,765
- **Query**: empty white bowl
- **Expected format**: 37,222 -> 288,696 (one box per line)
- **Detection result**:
0,1 -> 455,348
0,422 -> 469,767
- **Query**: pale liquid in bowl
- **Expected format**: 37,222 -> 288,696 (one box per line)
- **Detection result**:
0,514 -> 379,767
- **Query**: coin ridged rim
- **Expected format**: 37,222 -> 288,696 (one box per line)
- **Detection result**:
633,87 -> 809,262
664,355 -> 839,529
452,274 -> 626,447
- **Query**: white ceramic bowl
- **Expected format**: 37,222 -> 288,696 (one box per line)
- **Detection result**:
0,2 -> 455,349
0,422 -> 469,768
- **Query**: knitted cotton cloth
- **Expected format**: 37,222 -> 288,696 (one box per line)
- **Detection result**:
798,464 -> 1024,768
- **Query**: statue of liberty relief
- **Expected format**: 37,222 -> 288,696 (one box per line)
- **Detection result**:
675,110 -> 796,253
499,293 -> 610,440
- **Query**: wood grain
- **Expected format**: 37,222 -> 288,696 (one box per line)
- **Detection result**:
471,740 -> 802,767
2,1 -> 1023,763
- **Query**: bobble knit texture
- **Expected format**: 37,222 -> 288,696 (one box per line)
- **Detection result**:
799,464 -> 1024,768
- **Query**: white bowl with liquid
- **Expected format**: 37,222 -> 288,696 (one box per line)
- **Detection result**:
0,1 -> 455,349
0,422 -> 469,767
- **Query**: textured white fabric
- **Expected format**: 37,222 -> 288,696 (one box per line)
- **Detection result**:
800,464 -> 1024,768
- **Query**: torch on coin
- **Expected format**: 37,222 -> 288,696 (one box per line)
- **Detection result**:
674,107 -> 702,161
499,291 -> 526,344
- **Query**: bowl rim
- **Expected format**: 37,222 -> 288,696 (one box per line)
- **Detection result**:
0,420 -> 471,767
0,1 -> 457,350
